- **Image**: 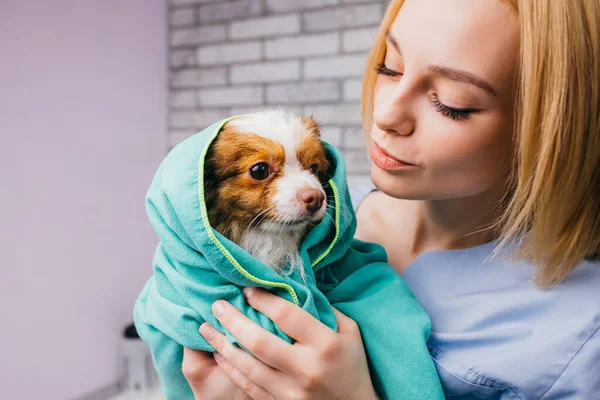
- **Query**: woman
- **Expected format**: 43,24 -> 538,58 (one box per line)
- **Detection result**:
182,0 -> 600,398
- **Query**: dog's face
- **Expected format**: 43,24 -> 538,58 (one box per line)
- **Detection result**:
204,109 -> 331,243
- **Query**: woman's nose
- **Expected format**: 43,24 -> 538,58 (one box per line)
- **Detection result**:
373,80 -> 416,137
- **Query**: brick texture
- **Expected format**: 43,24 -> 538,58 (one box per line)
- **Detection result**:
171,67 -> 228,88
197,86 -> 264,106
304,54 -> 367,79
196,41 -> 262,66
231,60 -> 301,83
230,15 -> 301,39
168,0 -> 388,181
302,4 -> 383,32
198,0 -> 263,22
265,33 -> 339,59
267,81 -> 340,104
265,0 -> 339,13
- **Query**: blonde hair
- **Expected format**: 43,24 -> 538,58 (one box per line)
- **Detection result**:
362,0 -> 600,287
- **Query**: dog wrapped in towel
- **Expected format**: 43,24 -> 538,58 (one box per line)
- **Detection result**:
133,109 -> 444,400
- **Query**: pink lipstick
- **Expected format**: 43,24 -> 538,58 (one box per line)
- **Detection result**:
370,141 -> 418,171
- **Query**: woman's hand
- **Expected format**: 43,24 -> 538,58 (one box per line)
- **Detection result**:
182,346 -> 252,400
198,287 -> 379,400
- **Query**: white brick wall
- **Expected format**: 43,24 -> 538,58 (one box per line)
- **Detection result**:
343,126 -> 368,149
343,78 -> 363,101
267,81 -> 340,104
303,103 -> 363,125
304,54 -> 367,79
265,0 -> 339,13
198,0 -> 263,22
231,60 -> 301,83
319,125 -> 343,147
343,27 -> 379,52
197,85 -> 264,106
171,0 -> 219,5
265,33 -> 339,59
171,67 -> 228,87
196,41 -> 262,66
170,109 -> 229,129
171,49 -> 196,68
170,8 -> 196,27
170,90 -> 196,108
230,15 -> 301,39
170,25 -> 227,46
344,149 -> 372,174
168,0 -> 388,181
302,4 -> 384,32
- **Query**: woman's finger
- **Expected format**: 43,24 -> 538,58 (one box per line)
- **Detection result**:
182,347 -> 253,400
242,287 -> 333,346
214,352 -> 276,400
332,306 -> 362,338
209,300 -> 299,373
181,347 -> 217,384
199,322 -> 285,389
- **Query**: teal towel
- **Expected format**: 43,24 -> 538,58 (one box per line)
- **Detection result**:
133,116 -> 444,400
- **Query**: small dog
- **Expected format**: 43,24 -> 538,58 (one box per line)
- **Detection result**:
204,109 -> 332,282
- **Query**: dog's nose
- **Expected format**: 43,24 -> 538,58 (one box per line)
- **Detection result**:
298,189 -> 324,214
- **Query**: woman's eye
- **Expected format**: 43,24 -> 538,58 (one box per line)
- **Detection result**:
249,163 -> 271,180
430,95 -> 477,122
375,62 -> 402,77
309,164 -> 319,175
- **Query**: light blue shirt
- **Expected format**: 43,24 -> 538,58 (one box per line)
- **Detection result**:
350,186 -> 600,399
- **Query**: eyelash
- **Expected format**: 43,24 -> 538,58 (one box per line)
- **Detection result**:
430,96 -> 473,122
375,62 -> 476,122
376,62 -> 401,77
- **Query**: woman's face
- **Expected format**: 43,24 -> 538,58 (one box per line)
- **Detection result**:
370,0 -> 520,200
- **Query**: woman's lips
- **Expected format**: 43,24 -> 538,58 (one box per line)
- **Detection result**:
370,141 -> 418,171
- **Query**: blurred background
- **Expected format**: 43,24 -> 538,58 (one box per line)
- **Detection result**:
1,0 -> 386,399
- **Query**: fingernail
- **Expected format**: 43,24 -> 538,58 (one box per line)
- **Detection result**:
213,301 -> 225,317
199,323 -> 215,340
243,287 -> 255,299
214,352 -> 224,363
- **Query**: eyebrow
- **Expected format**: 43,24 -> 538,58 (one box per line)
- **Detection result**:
385,30 -> 497,98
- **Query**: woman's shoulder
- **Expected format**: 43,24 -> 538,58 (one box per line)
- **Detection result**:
407,247 -> 600,399
349,185 -> 386,243
350,185 -> 416,264
349,185 -> 378,212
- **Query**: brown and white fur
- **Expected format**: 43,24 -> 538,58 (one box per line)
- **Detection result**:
204,109 -> 332,282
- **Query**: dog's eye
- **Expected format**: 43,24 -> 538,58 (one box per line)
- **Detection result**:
250,163 -> 271,180
309,164 -> 319,175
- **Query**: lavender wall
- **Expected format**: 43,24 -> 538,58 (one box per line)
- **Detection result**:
0,1 -> 167,399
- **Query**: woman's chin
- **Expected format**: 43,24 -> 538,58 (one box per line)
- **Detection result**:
370,164 -> 429,200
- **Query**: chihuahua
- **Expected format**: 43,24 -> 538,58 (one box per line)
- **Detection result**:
204,109 -> 332,282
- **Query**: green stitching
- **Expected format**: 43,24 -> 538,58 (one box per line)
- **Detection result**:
311,180 -> 341,268
198,117 -> 300,306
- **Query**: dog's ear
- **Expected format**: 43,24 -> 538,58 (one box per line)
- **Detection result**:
302,114 -> 320,137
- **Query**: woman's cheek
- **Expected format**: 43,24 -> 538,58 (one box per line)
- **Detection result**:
426,124 -> 513,197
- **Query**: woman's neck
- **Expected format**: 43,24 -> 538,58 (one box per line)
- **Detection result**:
407,181 -> 508,257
